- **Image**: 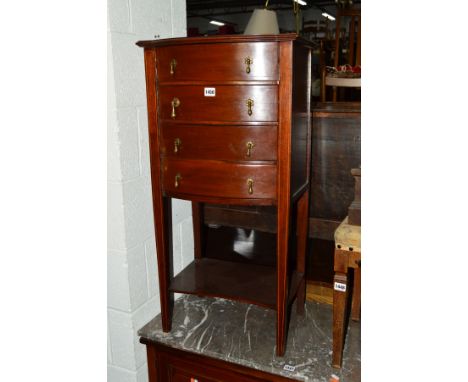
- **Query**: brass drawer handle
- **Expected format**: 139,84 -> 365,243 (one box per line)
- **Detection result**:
175,173 -> 182,188
244,57 -> 253,74
174,138 -> 181,154
247,178 -> 254,195
171,97 -> 180,119
170,58 -> 177,75
246,98 -> 254,116
246,141 -> 255,157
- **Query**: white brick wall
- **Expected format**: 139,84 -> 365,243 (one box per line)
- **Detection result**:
107,1 -> 189,381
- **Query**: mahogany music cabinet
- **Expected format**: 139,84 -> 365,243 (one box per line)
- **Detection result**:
136,34 -> 313,356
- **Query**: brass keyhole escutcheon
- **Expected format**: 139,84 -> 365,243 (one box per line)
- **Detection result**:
171,97 -> 180,119
246,141 -> 255,157
246,99 -> 254,116
244,57 -> 253,74
174,138 -> 181,154
247,178 -> 254,195
170,58 -> 177,75
175,173 -> 182,188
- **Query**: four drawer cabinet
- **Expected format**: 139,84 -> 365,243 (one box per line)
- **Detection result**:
137,34 -> 313,357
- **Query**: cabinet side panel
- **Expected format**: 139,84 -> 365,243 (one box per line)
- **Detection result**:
309,109 -> 361,220
290,42 -> 312,197
145,345 -> 158,382
276,40 -> 293,357
144,48 -> 173,331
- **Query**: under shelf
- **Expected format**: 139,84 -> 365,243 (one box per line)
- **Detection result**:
169,258 -> 303,310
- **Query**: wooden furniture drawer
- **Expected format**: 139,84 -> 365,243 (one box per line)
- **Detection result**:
160,124 -> 277,161
158,85 -> 278,122
156,42 -> 278,82
162,353 -> 269,382
167,361 -> 261,382
143,340 -> 299,382
161,159 -> 276,200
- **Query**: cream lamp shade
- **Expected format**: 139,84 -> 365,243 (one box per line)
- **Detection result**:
244,9 -> 280,35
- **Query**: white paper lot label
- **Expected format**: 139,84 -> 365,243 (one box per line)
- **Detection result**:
334,282 -> 347,292
204,87 -> 216,96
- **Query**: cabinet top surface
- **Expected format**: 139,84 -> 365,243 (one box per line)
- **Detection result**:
139,295 -> 361,381
136,33 -> 315,48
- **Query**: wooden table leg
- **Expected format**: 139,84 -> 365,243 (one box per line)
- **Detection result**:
295,189 -> 309,315
276,205 -> 289,357
192,202 -> 205,259
332,271 -> 349,368
276,185 -> 291,356
153,196 -> 173,332
146,49 -> 173,333
276,40 -> 293,357
351,266 -> 361,321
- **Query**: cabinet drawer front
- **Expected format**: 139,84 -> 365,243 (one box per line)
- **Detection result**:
159,85 -> 278,122
160,124 -> 277,161
161,159 -> 276,199
156,42 -> 278,82
163,355 -> 262,382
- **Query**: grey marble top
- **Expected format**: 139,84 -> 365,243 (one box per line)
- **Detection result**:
138,295 -> 360,382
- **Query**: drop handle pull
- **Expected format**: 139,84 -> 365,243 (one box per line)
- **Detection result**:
247,178 -> 254,195
174,173 -> 182,188
170,58 -> 177,75
171,97 -> 180,119
244,57 -> 253,74
174,138 -> 181,154
246,141 -> 255,157
246,98 -> 254,116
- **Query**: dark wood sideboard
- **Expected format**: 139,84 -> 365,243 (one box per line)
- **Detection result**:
137,34 -> 314,356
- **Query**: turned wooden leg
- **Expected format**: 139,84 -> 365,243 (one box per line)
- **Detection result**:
332,271 -> 349,368
351,265 -> 361,321
191,202 -> 205,259
295,190 -> 309,315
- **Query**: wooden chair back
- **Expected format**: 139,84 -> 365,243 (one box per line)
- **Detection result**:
334,7 -> 361,68
321,7 -> 361,102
